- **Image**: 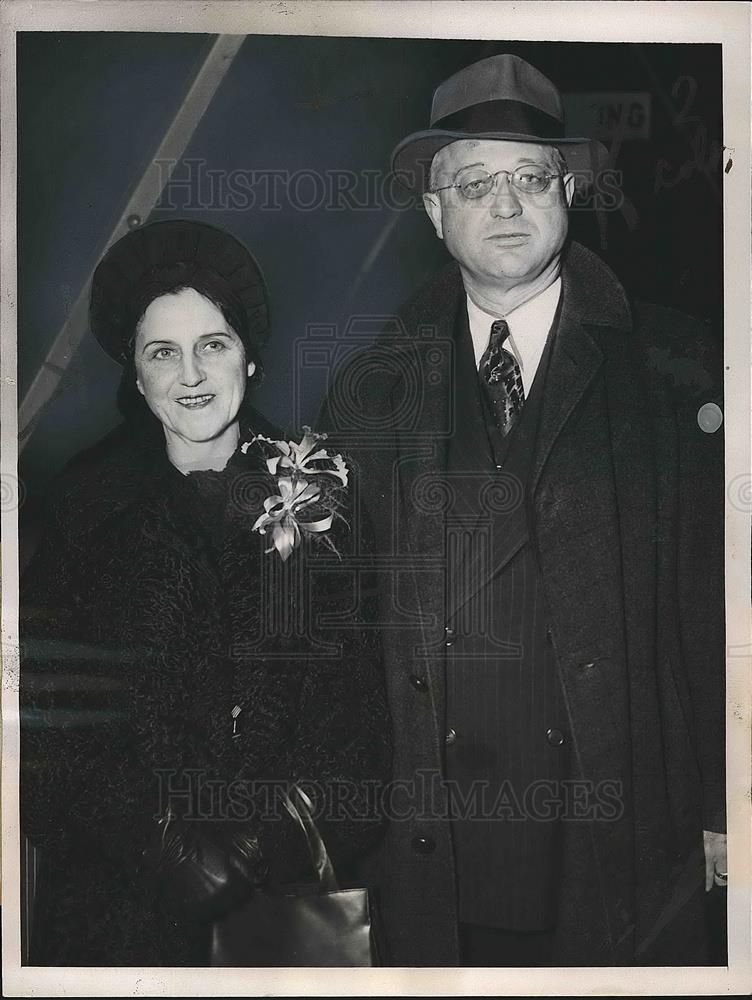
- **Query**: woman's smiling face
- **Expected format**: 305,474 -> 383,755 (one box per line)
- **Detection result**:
134,286 -> 251,448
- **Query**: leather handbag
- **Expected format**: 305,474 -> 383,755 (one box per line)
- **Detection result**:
210,786 -> 381,966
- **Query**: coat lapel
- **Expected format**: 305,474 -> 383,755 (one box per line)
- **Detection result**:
448,299 -> 496,482
531,242 -> 634,652
530,305 -> 604,498
391,265 -> 462,679
531,244 -> 638,834
390,242 -> 636,692
532,240 -> 632,501
445,251 -> 609,620
438,297 -> 507,618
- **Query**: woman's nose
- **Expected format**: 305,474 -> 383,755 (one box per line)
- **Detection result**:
490,173 -> 523,219
179,353 -> 206,386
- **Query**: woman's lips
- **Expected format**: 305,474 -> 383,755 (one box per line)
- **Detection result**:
175,394 -> 215,409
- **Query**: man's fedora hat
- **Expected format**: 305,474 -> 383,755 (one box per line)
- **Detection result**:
391,53 -> 608,193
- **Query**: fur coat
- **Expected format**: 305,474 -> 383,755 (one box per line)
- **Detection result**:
20,405 -> 391,965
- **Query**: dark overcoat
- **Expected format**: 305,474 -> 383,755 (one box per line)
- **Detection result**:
318,240 -> 725,966
20,405 -> 391,965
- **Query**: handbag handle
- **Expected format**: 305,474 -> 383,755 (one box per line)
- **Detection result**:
281,785 -> 339,893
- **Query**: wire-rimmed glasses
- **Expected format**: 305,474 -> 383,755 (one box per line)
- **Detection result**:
430,165 -> 562,200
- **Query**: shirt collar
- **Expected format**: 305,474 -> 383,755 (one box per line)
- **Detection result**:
466,277 -> 562,393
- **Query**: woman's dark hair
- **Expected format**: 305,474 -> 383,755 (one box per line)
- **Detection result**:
116,282 -> 264,428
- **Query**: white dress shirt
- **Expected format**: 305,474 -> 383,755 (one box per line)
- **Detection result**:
466,277 -> 562,397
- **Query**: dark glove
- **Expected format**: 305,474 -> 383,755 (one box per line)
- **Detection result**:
141,812 -> 263,922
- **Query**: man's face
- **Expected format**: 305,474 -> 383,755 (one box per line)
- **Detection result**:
423,139 -> 574,291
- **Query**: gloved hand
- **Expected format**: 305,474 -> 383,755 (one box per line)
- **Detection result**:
141,811 -> 264,922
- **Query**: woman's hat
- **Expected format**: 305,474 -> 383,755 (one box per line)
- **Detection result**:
90,219 -> 269,364
391,53 -> 609,193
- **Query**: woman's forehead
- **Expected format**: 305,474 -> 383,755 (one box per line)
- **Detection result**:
135,287 -> 233,342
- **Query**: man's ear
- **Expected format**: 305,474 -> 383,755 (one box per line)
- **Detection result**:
422,191 -> 444,240
135,377 -> 145,397
563,172 -> 576,208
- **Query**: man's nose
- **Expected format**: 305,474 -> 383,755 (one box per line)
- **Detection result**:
489,172 -> 523,219
179,352 -> 206,386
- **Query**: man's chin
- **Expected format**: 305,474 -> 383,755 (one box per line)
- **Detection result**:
480,262 -> 539,287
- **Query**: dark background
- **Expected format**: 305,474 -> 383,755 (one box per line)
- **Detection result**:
17,32 -> 723,502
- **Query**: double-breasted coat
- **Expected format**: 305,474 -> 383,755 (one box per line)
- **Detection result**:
318,240 -> 725,965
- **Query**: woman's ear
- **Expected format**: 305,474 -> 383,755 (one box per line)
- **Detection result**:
247,360 -> 256,378
135,378 -> 145,397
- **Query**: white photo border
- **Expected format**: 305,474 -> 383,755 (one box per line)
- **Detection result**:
1,1 -> 750,995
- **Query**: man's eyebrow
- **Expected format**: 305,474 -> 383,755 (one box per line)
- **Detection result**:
511,156 -> 555,167
451,158 -> 552,172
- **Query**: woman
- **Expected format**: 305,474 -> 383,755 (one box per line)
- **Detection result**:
20,219 -> 391,965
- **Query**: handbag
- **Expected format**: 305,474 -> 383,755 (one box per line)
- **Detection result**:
210,786 -> 382,966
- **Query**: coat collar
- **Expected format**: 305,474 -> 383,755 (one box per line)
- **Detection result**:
393,240 -> 633,471
397,240 -> 632,344
530,242 -> 632,495
56,401 -> 280,548
391,241 -> 634,610
558,239 -> 632,331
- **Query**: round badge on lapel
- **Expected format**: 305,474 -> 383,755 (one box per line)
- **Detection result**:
697,402 -> 723,433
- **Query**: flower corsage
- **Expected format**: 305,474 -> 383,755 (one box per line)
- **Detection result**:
243,426 -> 349,561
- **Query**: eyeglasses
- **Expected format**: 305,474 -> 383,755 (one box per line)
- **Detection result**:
430,166 -> 562,200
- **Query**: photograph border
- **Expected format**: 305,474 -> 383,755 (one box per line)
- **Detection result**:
1,2 -> 750,995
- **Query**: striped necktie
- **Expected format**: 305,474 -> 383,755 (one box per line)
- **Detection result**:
479,319 -> 525,437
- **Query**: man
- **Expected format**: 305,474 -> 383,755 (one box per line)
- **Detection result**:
318,54 -> 726,966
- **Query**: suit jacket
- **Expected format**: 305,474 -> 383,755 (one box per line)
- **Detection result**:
318,241 -> 725,966
443,298 -> 570,930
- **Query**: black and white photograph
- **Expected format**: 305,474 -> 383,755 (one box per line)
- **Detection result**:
1,1 -> 750,995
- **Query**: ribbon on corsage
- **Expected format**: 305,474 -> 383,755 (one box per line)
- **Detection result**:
243,427 -> 349,561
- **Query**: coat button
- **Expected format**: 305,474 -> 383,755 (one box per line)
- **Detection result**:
445,728 -> 457,746
411,835 -> 436,854
545,628 -> 554,645
546,727 -> 565,747
409,674 -> 428,692
444,626 -> 456,647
